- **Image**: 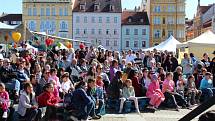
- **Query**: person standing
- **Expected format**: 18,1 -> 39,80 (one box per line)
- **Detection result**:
211,51 -> 215,87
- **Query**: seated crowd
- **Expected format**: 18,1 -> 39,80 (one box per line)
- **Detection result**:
0,45 -> 214,121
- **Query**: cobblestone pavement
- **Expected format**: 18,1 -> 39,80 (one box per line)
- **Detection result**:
92,105 -> 215,121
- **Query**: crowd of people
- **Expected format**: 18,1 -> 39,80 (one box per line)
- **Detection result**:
0,44 -> 214,121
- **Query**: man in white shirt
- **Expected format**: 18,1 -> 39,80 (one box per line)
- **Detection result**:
125,50 -> 135,64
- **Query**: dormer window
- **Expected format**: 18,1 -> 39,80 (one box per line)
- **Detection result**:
128,17 -> 132,23
140,19 -> 144,22
94,4 -> 100,11
80,4 -> 86,10
109,5 -> 114,11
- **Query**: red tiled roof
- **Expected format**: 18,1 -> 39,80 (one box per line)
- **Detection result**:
121,11 -> 149,25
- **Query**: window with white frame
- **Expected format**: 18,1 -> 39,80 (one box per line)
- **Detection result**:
126,41 -> 129,47
64,7 -> 68,16
76,16 -> 80,23
46,8 -> 50,16
106,17 -> 110,23
52,8 -> 55,16
114,17 -> 118,23
126,28 -> 130,35
168,30 -> 174,37
142,41 -> 146,47
114,29 -> 117,35
177,30 -> 185,38
40,21 -> 45,31
106,29 -> 110,35
114,40 -> 117,46
98,17 -> 102,23
91,29 -> 95,34
142,29 -> 146,35
106,40 -> 109,46
153,16 -> 160,24
60,21 -> 68,31
28,21 -> 36,31
98,29 -> 102,35
134,41 -> 138,48
134,29 -> 138,35
154,6 -> 161,13
33,8 -> 37,16
84,29 -> 87,34
76,28 -> 80,35
84,16 -> 87,23
41,8 -> 44,16
59,8 -> 63,16
154,29 -> 160,38
92,17 -> 95,23
167,16 -> 174,24
28,8 -> 32,16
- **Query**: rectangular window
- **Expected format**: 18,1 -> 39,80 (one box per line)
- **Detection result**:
76,16 -> 80,23
134,41 -> 138,48
126,41 -> 129,47
64,8 -> 68,16
91,29 -> 95,34
84,16 -> 87,23
28,8 -> 32,16
92,17 -> 95,23
114,29 -> 117,35
76,28 -> 80,35
168,30 -> 174,37
46,8 -> 50,16
84,29 -> 87,35
126,29 -> 130,35
114,40 -> 117,46
142,29 -> 146,35
106,17 -> 110,23
106,29 -> 109,35
142,41 -> 146,47
59,8 -> 63,16
154,17 -> 160,24
154,29 -> 160,38
98,29 -> 102,35
98,17 -> 102,23
41,8 -> 44,16
134,29 -> 138,35
52,8 -> 55,16
114,17 -> 118,23
167,16 -> 174,24
33,8 -> 37,16
106,40 -> 109,46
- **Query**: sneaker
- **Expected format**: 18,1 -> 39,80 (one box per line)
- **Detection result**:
2,111 -> 7,118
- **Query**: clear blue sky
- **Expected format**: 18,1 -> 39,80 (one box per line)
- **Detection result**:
0,0 -> 213,19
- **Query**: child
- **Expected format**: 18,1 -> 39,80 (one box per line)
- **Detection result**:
146,74 -> 165,109
162,72 -> 187,111
61,72 -> 74,94
96,75 -> 104,88
48,68 -> 61,94
0,83 -> 9,119
200,72 -> 215,100
176,73 -> 186,97
186,75 -> 202,105
37,83 -> 60,120
49,79 -> 60,98
119,79 -> 140,114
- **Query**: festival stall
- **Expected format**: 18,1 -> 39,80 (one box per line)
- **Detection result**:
177,30 -> 215,60
144,35 -> 181,53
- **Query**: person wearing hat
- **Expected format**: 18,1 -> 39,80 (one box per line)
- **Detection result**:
61,72 -> 74,95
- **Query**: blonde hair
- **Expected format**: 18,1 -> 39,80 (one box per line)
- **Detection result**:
0,83 -> 5,89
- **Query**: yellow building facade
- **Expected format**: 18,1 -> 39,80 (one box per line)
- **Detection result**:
147,0 -> 186,46
22,0 -> 73,38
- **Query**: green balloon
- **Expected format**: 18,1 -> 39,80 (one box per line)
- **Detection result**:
57,42 -> 61,48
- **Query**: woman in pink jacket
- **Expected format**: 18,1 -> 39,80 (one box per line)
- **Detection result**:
146,73 -> 165,109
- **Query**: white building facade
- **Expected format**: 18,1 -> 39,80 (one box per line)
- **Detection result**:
72,0 -> 122,50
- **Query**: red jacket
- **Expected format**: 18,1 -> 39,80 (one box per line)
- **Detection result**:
131,76 -> 142,97
37,91 -> 59,107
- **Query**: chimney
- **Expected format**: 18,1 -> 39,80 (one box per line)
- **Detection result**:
134,6 -> 137,12
198,0 -> 200,6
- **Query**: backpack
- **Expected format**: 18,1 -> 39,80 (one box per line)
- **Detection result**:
63,90 -> 74,110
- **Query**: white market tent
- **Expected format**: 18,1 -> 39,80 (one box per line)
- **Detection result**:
0,22 -> 16,30
177,30 -> 215,59
144,35 -> 181,52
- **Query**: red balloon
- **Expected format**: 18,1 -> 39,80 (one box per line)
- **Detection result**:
45,38 -> 53,46
79,43 -> 85,49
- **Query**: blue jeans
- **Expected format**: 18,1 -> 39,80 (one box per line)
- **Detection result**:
201,88 -> 215,101
78,101 -> 95,120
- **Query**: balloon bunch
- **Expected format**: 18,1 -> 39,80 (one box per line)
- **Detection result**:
65,41 -> 73,49
45,38 -> 54,46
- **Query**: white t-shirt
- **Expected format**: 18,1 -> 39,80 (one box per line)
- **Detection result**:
61,81 -> 72,93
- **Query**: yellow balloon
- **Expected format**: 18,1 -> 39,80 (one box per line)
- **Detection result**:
12,32 -> 21,43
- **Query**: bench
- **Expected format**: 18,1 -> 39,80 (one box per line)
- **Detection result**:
106,97 -> 149,113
